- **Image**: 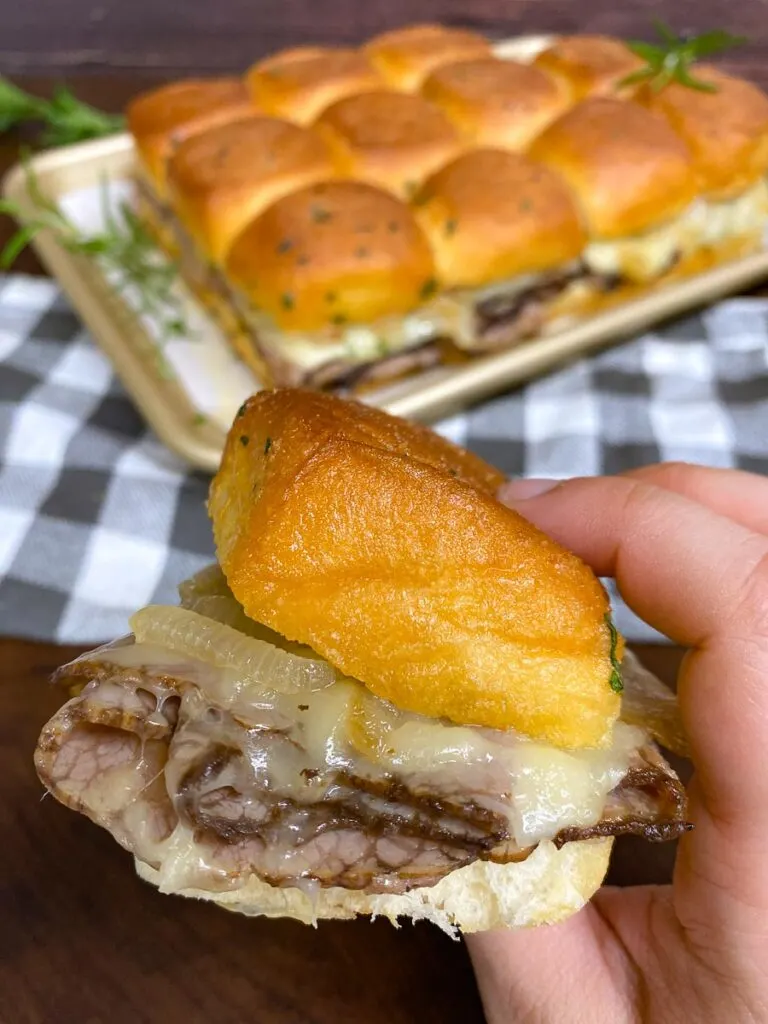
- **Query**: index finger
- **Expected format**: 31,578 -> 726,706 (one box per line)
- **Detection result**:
498,475 -> 768,930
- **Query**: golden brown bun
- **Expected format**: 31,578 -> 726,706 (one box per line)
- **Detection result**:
166,116 -> 336,264
246,48 -> 383,124
533,35 -> 644,100
127,79 -> 253,195
414,148 -> 587,288
364,24 -> 491,92
209,390 -> 621,747
637,66 -> 768,201
315,90 -> 464,199
136,837 -> 613,934
224,181 -> 435,332
422,57 -> 571,151
528,97 -> 697,238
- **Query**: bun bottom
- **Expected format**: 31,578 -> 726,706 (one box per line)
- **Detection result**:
134,837 -> 612,937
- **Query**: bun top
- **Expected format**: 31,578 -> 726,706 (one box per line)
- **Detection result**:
166,116 -> 335,263
209,389 -> 622,748
246,47 -> 383,124
414,148 -> 587,288
127,78 -> 253,194
364,24 -> 491,91
422,57 -> 571,151
529,97 -> 697,238
534,35 -> 644,99
315,90 -> 463,199
637,67 -> 768,201
224,181 -> 435,332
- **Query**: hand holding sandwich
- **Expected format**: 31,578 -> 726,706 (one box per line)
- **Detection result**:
471,464 -> 768,1024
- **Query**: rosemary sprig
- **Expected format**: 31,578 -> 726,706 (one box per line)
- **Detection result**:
0,159 -> 188,353
621,21 -> 747,93
0,76 -> 124,147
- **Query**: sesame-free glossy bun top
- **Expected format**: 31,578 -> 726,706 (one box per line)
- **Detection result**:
166,116 -> 335,263
127,78 -> 253,194
528,97 -> 697,238
224,180 -> 436,333
422,57 -> 571,151
209,389 -> 622,748
364,24 -> 492,92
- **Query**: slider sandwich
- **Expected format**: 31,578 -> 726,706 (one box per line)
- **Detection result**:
533,35 -> 646,99
413,148 -> 591,349
364,24 -> 492,92
35,389 -> 690,935
637,67 -> 768,258
422,57 -> 571,152
246,48 -> 384,124
222,180 -> 442,388
528,97 -> 703,285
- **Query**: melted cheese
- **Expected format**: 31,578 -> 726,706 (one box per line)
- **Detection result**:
240,266 -> 585,370
585,203 -> 707,283
94,635 -> 644,851
584,180 -> 768,284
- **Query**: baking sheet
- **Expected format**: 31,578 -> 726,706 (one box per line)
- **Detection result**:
5,34 -> 768,471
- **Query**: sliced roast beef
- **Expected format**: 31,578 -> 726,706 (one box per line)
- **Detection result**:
37,645 -> 691,896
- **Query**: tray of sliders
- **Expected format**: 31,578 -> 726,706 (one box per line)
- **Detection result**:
5,24 -> 768,471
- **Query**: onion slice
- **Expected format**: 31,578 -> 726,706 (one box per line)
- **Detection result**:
130,604 -> 337,694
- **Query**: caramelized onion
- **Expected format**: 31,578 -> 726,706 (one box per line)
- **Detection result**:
130,605 -> 336,694
620,650 -> 689,758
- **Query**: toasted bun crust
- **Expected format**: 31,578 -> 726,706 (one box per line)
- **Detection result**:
136,838 -> 613,934
224,181 -> 435,332
166,116 -> 335,263
127,79 -> 253,194
533,35 -> 644,99
422,57 -> 571,151
364,24 -> 491,92
209,390 -> 620,747
528,98 -> 697,238
315,90 -> 463,199
246,48 -> 383,124
637,66 -> 768,201
414,149 -> 587,287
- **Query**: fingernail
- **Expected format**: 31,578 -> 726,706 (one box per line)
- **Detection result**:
498,478 -> 559,503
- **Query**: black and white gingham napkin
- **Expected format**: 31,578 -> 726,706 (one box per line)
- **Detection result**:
1,272 -> 767,644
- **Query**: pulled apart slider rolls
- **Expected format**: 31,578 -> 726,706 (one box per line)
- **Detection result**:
36,391 -> 691,935
127,29 -> 768,390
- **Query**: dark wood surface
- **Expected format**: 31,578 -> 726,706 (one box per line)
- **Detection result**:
3,0 -> 768,91
0,637 -> 687,1024
0,59 -> 691,1024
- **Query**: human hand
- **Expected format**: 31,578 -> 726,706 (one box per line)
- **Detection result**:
467,463 -> 768,1024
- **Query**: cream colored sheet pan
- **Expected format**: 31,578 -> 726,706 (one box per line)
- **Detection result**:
5,37 -> 768,472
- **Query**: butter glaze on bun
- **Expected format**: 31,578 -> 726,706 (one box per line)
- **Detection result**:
209,389 -> 621,748
528,97 -> 697,238
637,66 -> 768,201
414,148 -> 587,288
422,57 -> 571,151
127,78 -> 253,194
166,116 -> 336,263
246,48 -> 383,124
315,90 -> 464,199
533,35 -> 645,99
364,24 -> 491,92
224,181 -> 435,332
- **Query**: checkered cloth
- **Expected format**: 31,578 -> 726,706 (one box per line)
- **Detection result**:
1,272 -> 767,644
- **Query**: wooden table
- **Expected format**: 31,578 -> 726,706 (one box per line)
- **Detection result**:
0,72 -> 691,1024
